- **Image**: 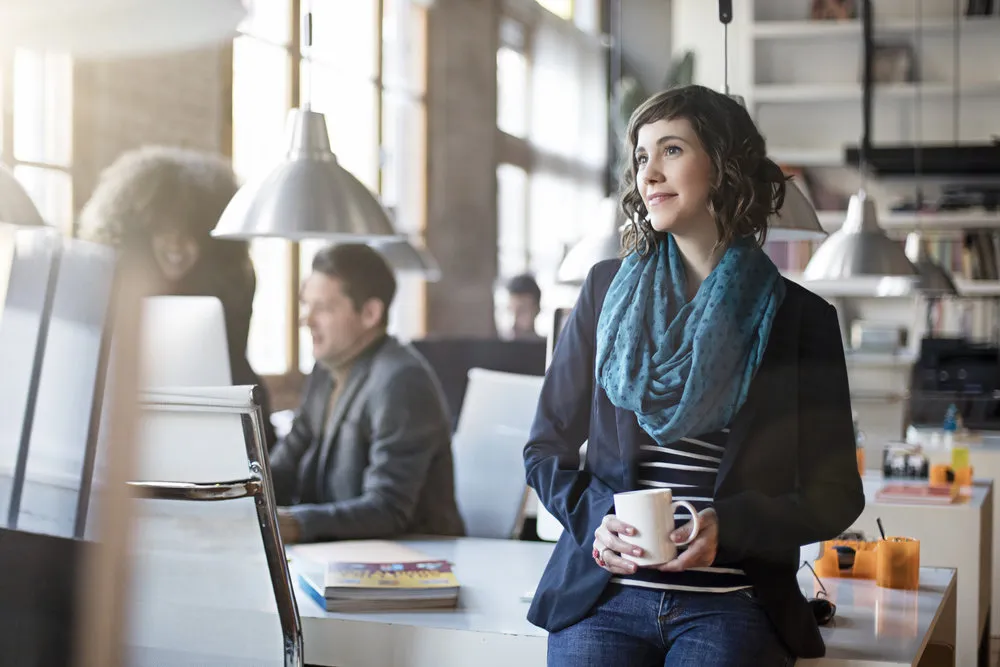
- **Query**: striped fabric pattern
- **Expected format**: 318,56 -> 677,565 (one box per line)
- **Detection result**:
611,428 -> 751,593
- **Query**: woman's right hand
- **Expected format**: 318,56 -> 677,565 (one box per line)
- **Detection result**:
592,514 -> 641,575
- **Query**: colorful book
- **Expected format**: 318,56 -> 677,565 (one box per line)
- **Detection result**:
292,540 -> 460,612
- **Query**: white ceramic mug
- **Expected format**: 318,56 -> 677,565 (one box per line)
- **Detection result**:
613,488 -> 700,567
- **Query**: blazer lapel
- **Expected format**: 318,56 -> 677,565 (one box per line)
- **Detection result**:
321,353 -> 374,451
313,347 -> 379,501
715,289 -> 801,492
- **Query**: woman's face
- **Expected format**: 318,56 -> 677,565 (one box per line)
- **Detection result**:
151,229 -> 201,282
634,117 -> 714,237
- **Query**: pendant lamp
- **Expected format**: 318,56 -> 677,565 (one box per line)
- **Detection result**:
904,0 -> 957,298
213,6 -> 399,242
0,0 -> 246,59
802,0 -> 917,286
0,163 -> 45,228
556,197 -> 622,285
717,15 -> 826,242
906,232 -> 957,296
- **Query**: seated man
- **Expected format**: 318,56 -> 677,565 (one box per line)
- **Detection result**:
271,244 -> 465,543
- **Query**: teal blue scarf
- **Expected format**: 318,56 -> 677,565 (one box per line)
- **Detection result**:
595,234 -> 785,446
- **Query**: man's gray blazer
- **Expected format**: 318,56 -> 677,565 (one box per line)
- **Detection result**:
269,336 -> 465,542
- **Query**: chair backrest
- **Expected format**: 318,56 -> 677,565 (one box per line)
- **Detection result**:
121,385 -> 301,667
452,368 -> 544,539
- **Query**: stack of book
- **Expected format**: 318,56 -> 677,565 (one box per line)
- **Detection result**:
293,540 -> 461,613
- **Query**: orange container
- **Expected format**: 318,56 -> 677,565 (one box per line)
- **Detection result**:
814,539 -> 878,579
856,448 -> 865,476
876,537 -> 920,590
954,466 -> 974,487
929,463 -> 950,485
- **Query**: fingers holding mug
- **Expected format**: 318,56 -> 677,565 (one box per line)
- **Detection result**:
592,514 -> 640,575
668,500 -> 700,546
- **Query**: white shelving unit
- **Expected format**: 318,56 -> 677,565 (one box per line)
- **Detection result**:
754,81 -> 1000,104
753,15 -> 1000,39
783,273 -> 1000,299
816,209 -> 1000,233
671,0 -> 1000,452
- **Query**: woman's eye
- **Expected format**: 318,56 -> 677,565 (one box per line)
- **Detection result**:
666,145 -> 682,157
635,154 -> 648,166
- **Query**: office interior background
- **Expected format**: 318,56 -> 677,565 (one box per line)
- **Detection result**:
1,0 -> 1000,665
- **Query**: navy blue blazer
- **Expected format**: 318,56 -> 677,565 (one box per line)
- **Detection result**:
524,259 -> 865,659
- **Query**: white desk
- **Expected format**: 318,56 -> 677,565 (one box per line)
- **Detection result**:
910,428 -> 1000,637
290,538 -> 957,667
850,471 -> 992,667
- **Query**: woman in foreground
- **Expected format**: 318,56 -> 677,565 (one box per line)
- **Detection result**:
524,85 -> 864,666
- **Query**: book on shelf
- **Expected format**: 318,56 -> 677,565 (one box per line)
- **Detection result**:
292,540 -> 461,612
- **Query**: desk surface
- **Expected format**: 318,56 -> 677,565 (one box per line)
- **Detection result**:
289,538 -> 956,667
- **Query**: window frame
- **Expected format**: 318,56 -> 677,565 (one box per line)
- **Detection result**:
1,50 -> 75,236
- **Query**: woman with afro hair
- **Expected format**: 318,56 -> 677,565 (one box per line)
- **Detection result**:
78,145 -> 275,448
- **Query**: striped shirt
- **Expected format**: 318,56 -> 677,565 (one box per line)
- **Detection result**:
611,427 -> 750,593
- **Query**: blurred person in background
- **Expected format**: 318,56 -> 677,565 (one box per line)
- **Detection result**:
503,273 -> 543,340
78,145 -> 275,448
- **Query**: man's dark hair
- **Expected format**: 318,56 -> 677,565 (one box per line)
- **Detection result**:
506,273 -> 541,305
312,244 -> 397,327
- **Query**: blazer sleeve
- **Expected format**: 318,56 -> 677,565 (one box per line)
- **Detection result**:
268,371 -> 320,506
714,297 -> 865,561
285,365 -> 450,542
523,264 -> 617,548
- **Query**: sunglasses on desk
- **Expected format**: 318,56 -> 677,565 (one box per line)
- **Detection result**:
800,561 -> 837,626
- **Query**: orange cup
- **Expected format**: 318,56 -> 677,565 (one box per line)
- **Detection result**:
929,463 -> 950,485
856,448 -> 865,475
953,466 -> 974,487
876,537 -> 920,590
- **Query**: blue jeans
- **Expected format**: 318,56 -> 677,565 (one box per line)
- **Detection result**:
547,584 -> 794,667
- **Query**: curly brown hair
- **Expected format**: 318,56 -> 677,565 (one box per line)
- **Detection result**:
619,85 -> 787,256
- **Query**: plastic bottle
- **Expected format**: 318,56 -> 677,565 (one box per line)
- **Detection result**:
942,404 -> 958,448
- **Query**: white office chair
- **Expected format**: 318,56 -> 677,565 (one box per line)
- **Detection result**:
123,385 -> 302,667
452,368 -> 544,539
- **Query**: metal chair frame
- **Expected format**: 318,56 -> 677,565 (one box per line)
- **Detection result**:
127,386 -> 303,667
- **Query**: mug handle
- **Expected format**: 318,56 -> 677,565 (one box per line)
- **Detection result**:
670,501 -> 700,546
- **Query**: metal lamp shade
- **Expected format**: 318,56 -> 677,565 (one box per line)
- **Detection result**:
0,0 -> 246,58
0,163 -> 45,227
214,109 -> 399,241
803,191 -> 918,295
556,228 -> 621,285
725,96 -> 826,242
371,238 -> 442,282
556,197 -> 622,285
905,232 -> 958,297
767,180 -> 827,241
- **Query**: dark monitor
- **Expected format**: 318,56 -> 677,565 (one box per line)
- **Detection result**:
410,337 -> 547,429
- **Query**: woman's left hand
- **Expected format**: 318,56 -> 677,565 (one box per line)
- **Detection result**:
655,507 -> 719,572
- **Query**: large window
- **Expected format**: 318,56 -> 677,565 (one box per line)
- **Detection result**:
234,0 -> 428,376
1,50 -> 74,233
496,2 -> 607,337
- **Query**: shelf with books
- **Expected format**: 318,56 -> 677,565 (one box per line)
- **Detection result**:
752,15 -> 999,40
817,210 -> 1000,233
753,81 -> 1000,104
783,273 -> 1000,299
